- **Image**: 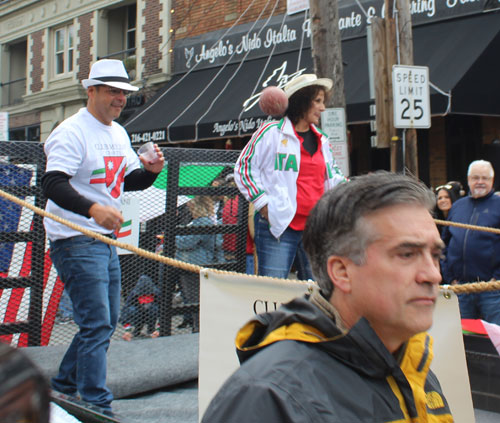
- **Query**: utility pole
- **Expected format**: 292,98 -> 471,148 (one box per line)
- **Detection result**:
308,0 -> 345,109
396,0 -> 418,176
309,0 -> 350,177
384,0 -> 399,172
372,0 -> 417,174
309,0 -> 417,175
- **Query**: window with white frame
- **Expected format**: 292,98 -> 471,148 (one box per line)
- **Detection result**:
126,4 -> 136,55
103,3 -> 137,78
0,39 -> 27,107
54,24 -> 74,76
105,3 -> 136,59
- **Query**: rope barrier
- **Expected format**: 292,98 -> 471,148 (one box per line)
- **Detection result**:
0,188 -> 201,274
432,218 -> 500,293
0,187 -> 499,293
0,188 -> 302,286
434,218 -> 500,235
444,280 -> 500,294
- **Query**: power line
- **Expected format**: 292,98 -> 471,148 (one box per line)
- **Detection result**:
126,0 -> 271,129
139,0 -> 218,83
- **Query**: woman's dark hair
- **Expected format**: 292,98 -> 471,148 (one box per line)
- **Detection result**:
447,180 -> 465,199
286,85 -> 328,125
434,185 -> 459,220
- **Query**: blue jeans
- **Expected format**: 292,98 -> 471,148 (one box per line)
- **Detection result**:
49,235 -> 121,410
458,290 -> 500,325
254,213 -> 313,280
57,288 -> 73,319
246,253 -> 255,275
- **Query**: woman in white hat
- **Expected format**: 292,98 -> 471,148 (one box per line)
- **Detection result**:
234,74 -> 347,279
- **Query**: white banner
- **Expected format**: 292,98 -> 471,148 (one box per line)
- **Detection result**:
322,108 -> 350,176
199,270 -> 474,422
199,271 -> 313,417
428,288 -> 475,422
117,196 -> 140,255
322,108 -> 347,143
0,112 -> 8,141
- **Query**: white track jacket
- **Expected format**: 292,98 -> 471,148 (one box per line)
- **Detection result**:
234,117 -> 346,239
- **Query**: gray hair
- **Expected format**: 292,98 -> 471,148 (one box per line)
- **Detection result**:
303,171 -> 435,299
467,160 -> 494,177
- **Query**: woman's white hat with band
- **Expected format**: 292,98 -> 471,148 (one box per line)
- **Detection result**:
283,74 -> 333,98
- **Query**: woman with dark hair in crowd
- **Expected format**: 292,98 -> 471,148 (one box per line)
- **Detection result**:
434,183 -> 460,236
435,181 -> 464,284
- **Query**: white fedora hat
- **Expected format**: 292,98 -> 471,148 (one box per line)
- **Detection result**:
82,59 -> 138,91
283,74 -> 333,98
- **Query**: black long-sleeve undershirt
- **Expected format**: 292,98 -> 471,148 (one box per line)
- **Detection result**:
42,168 -> 158,218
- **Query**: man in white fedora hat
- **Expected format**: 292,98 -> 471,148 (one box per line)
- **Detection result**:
42,59 -> 164,413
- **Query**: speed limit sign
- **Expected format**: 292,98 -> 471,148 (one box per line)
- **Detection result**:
392,65 -> 430,129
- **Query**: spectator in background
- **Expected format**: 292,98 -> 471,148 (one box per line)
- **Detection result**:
176,195 -> 194,226
434,183 -> 461,284
221,174 -> 238,262
221,175 -> 256,272
120,275 -> 160,341
210,177 -> 226,223
234,74 -> 346,279
246,202 -> 256,274
176,196 -> 222,332
434,183 -> 459,236
55,288 -> 73,324
447,180 -> 465,199
209,177 -> 227,263
442,160 -> 500,324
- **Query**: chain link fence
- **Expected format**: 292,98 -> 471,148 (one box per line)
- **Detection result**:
0,142 -> 248,347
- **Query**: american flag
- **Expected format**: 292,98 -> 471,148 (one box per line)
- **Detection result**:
0,163 -> 63,347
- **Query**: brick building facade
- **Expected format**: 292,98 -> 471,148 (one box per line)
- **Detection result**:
0,0 -> 499,189
0,0 -> 169,141
144,1 -> 500,188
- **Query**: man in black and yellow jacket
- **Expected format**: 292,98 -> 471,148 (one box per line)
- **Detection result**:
202,171 -> 454,423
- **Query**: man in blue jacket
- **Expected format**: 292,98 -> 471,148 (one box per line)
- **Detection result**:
442,160 -> 500,325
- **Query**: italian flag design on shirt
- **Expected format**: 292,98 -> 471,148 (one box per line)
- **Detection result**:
115,219 -> 132,238
90,156 -> 127,198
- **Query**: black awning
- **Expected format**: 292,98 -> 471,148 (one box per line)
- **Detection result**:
344,11 -> 500,123
125,12 -> 500,142
416,11 -> 500,118
124,51 -> 315,143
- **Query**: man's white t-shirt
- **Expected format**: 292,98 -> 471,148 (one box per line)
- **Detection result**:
44,108 -> 141,241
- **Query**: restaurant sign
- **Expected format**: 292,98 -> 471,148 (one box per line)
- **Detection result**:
174,0 -> 494,74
